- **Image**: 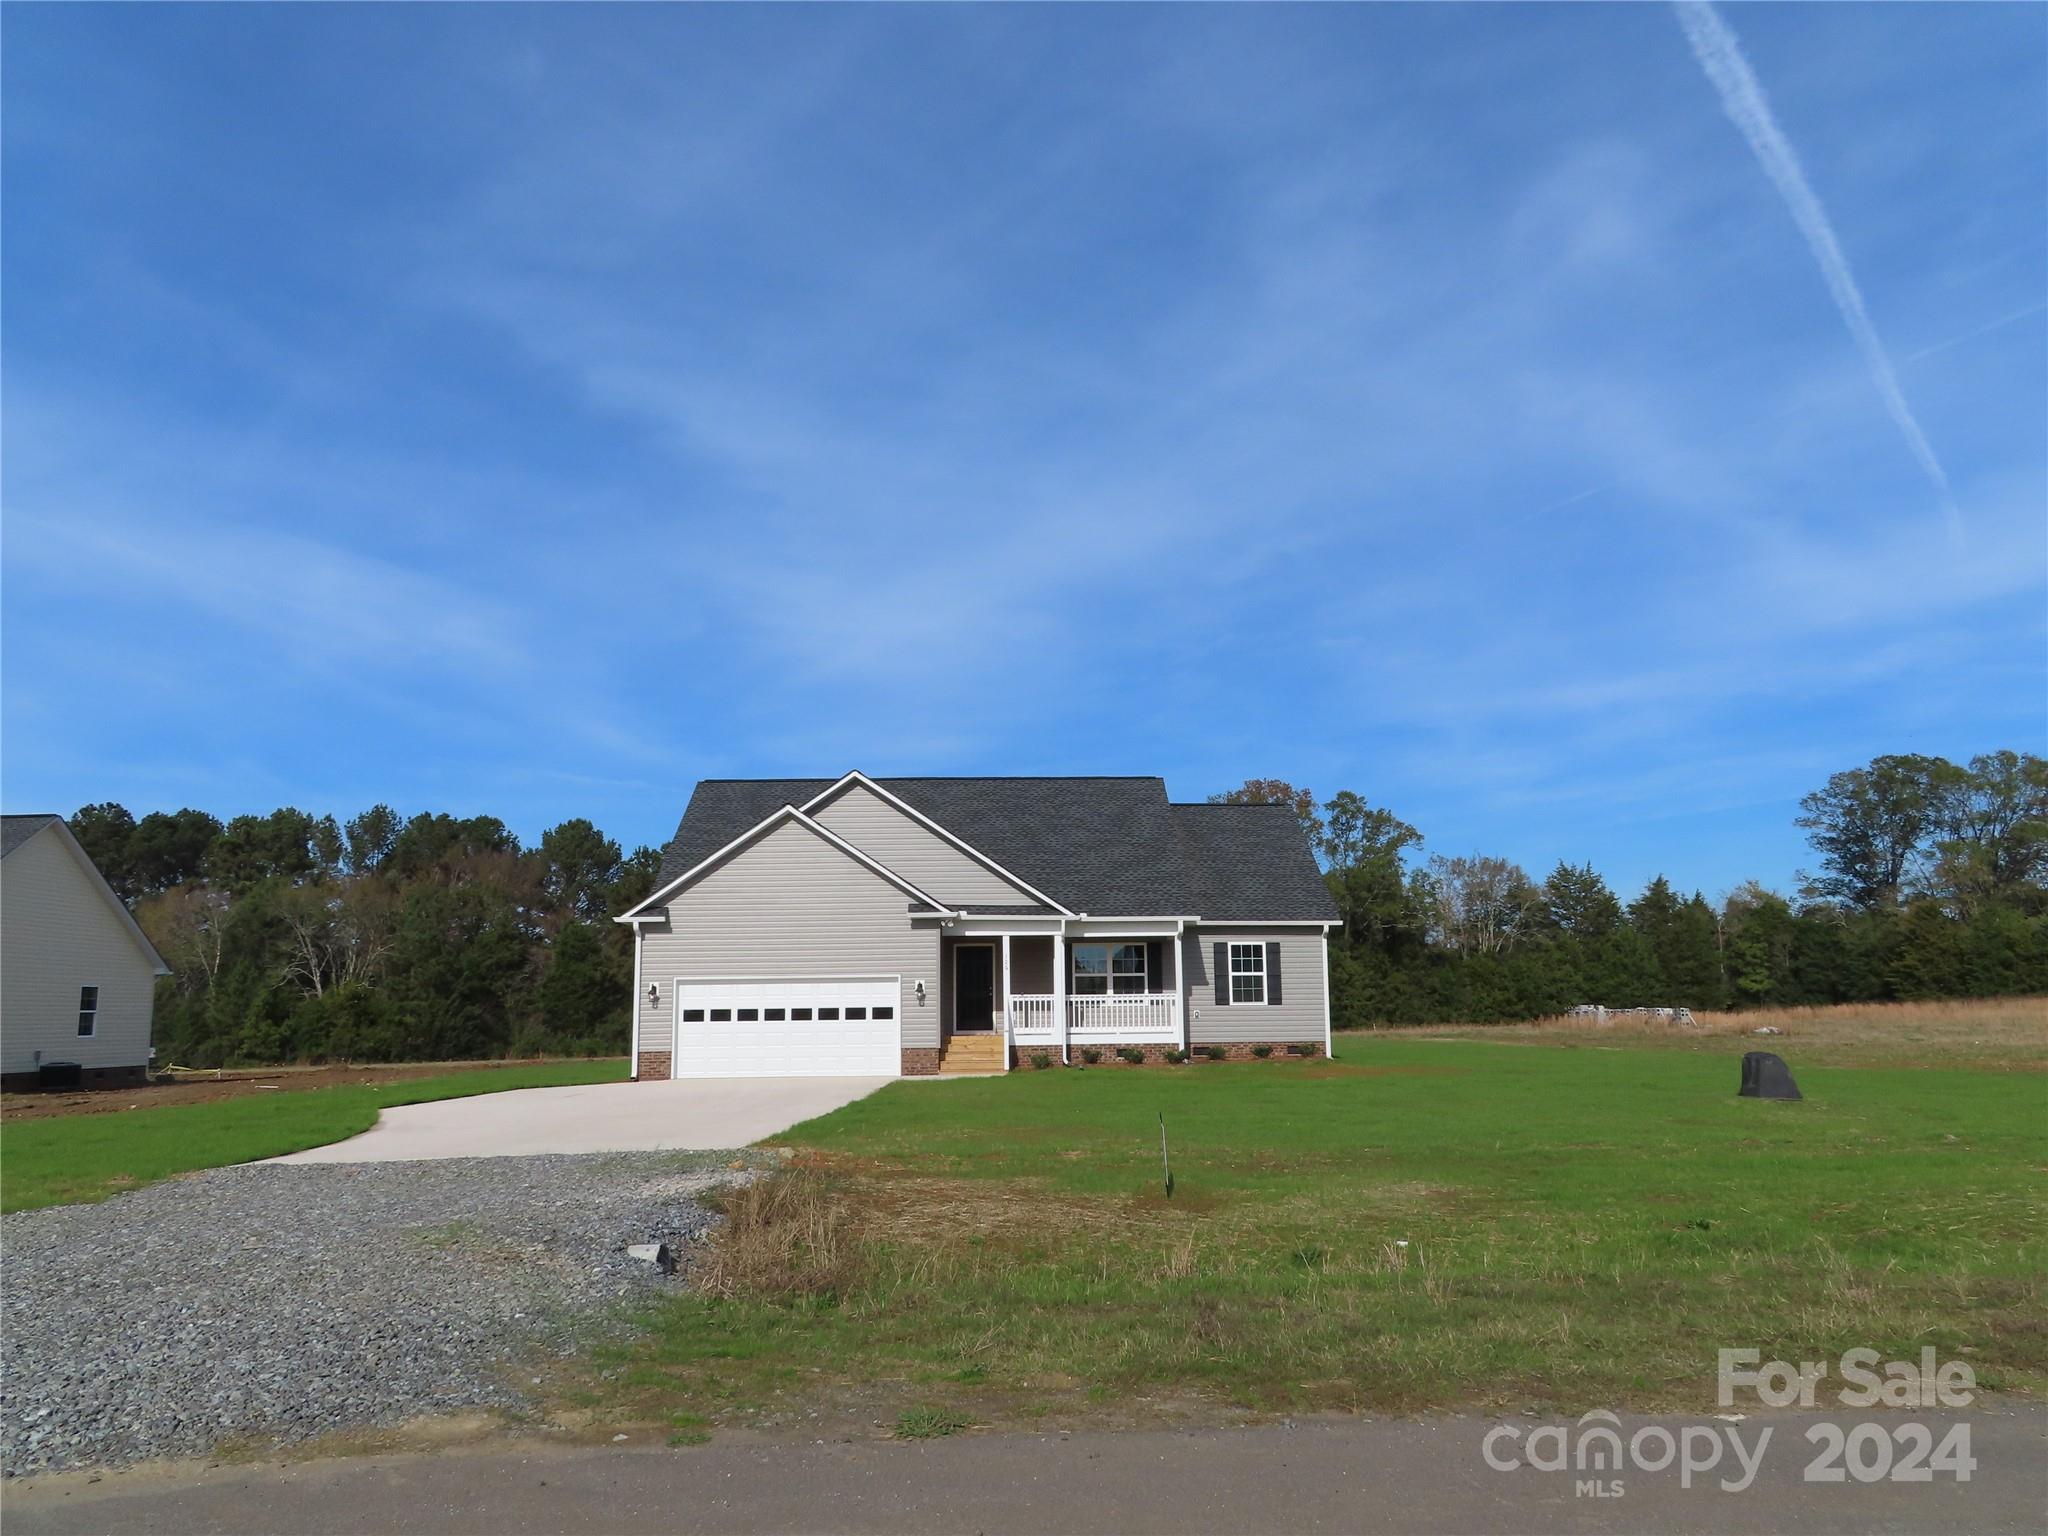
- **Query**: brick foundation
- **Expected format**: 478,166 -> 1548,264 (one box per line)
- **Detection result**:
1,1064 -> 150,1093
1013,1041 -> 1322,1068
625,1043 -> 1325,1080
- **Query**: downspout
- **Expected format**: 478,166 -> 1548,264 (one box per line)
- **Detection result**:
1321,922 -> 1335,1060
630,924 -> 644,1079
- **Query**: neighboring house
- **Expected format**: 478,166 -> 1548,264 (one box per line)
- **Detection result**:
615,773 -> 1339,1079
1,814 -> 169,1090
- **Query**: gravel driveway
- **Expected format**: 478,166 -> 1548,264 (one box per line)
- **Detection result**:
1,1152 -> 762,1475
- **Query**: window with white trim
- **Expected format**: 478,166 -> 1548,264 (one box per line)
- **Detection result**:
77,985 -> 99,1037
1072,943 -> 1147,995
1227,944 -> 1266,1005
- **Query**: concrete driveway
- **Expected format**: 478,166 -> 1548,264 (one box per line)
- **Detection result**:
271,1076 -> 890,1164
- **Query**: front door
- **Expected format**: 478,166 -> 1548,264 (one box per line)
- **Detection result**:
954,945 -> 995,1032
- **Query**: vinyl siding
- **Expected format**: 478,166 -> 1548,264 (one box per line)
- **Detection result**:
1182,926 -> 1329,1045
636,817 -> 942,1057
0,829 -> 159,1073
811,782 -> 1039,908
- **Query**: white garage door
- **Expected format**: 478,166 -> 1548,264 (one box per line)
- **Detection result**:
670,976 -> 901,1079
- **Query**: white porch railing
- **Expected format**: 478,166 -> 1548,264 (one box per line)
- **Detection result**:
1009,995 -> 1058,1040
1008,993 -> 1181,1044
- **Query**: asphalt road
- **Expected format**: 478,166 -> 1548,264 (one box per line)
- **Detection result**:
7,1406 -> 2042,1534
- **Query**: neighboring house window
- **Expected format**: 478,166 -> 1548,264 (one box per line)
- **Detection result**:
1072,943 -> 1147,995
1227,944 -> 1266,1005
77,986 -> 99,1037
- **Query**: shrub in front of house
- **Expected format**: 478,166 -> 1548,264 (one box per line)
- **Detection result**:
1079,1047 -> 1102,1065
1116,1047 -> 1146,1065
1251,1044 -> 1273,1058
1164,1048 -> 1189,1064
1203,1045 -> 1227,1061
1286,1042 -> 1323,1058
1028,1051 -> 1053,1070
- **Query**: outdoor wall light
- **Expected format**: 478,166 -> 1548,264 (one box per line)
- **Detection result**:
646,983 -> 660,1008
914,980 -> 927,1003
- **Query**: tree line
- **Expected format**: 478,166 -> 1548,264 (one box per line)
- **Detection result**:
63,747 -> 2043,1066
1209,750 -> 2047,1027
68,803 -> 662,1067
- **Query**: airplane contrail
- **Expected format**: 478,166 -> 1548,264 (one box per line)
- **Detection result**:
1674,0 -> 1961,538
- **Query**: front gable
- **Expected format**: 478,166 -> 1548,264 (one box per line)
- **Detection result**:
632,811 -> 945,1064
620,803 -> 942,922
669,813 -> 930,920
0,821 -> 166,1074
806,779 -> 1048,910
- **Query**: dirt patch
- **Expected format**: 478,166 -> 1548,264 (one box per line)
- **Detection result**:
0,1059 -> 619,1122
211,1410 -> 512,1467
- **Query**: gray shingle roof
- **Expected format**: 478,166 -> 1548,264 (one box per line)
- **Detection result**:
656,777 -> 1336,922
1,814 -> 60,859
1169,804 -> 1338,920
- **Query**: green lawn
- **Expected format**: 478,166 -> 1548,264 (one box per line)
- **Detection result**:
588,1039 -> 2045,1434
0,1058 -> 625,1212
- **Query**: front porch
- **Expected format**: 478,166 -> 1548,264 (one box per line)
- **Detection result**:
1008,993 -> 1181,1046
938,928 -> 1185,1068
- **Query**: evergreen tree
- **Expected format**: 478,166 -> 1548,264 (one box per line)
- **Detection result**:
69,802 -> 140,899
1589,925 -> 1665,1007
1627,876 -> 1684,947
343,805 -> 402,875
205,809 -> 323,893
1541,862 -> 1622,939
535,922 -> 625,1050
1888,901 -> 1970,999
1666,894 -> 1724,1008
129,809 -> 222,894
538,819 -> 625,924
1722,886 -> 1795,1005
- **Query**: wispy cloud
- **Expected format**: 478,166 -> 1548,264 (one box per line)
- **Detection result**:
5,4 -> 2040,891
1674,0 -> 1962,538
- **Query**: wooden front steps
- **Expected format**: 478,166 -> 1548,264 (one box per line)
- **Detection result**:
939,1032 -> 1007,1075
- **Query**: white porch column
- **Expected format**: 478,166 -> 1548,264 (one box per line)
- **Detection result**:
1052,925 -> 1069,1065
1000,931 -> 1014,1072
1175,921 -> 1190,1052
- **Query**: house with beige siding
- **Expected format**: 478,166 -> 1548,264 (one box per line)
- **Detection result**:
1,815 -> 169,1090
616,773 -> 1337,1078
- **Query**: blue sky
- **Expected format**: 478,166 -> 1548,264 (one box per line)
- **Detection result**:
4,3 -> 2043,900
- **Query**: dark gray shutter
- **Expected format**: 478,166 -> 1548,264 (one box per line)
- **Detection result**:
1266,942 -> 1283,1006
1213,942 -> 1229,1006
1146,941 -> 1164,994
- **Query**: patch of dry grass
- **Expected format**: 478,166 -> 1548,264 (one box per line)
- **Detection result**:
1403,995 -> 2046,1069
694,1163 -> 859,1303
